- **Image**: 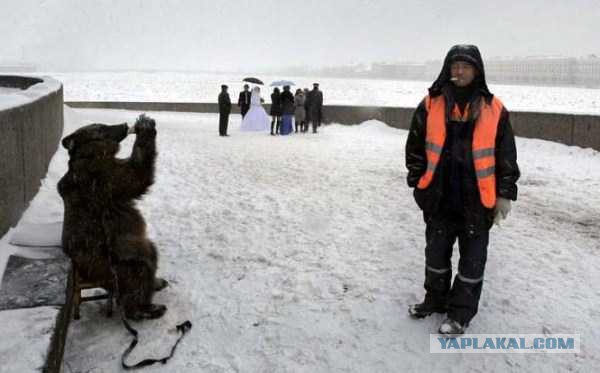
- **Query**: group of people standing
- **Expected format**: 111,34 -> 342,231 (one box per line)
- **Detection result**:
268,83 -> 323,135
217,82 -> 323,136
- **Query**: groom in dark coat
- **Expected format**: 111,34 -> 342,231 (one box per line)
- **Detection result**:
238,84 -> 251,118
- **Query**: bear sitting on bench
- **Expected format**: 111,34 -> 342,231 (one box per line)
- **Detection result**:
58,114 -> 167,320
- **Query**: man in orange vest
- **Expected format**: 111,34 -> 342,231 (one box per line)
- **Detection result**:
405,45 -> 520,336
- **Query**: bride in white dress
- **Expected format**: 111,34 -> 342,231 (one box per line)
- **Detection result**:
240,86 -> 270,132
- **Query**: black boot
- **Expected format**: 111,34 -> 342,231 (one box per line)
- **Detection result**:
438,317 -> 468,336
408,299 -> 447,319
411,260 -> 452,319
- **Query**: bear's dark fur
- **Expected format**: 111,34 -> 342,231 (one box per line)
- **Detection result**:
58,114 -> 167,320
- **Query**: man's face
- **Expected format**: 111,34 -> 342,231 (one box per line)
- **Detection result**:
450,61 -> 476,87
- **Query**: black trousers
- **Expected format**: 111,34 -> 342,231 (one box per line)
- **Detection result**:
240,106 -> 249,118
219,111 -> 230,135
423,219 -> 489,324
311,111 -> 321,132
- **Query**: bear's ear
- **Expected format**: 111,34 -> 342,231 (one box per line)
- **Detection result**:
62,134 -> 75,150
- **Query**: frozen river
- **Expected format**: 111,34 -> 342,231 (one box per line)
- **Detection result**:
32,71 -> 600,115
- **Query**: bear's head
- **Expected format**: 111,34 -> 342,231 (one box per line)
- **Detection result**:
62,123 -> 129,159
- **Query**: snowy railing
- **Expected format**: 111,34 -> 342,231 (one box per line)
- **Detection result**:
0,75 -> 63,237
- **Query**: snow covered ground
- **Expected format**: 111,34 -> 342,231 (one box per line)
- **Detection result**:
32,71 -> 600,115
1,106 -> 598,372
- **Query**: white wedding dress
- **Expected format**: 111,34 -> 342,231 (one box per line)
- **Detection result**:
240,88 -> 270,132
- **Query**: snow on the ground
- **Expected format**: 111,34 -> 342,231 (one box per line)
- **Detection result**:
0,87 -> 23,94
2,106 -> 599,372
0,306 -> 61,373
38,71 -> 600,115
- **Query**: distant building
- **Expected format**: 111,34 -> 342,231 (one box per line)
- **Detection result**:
370,62 -> 426,80
574,56 -> 600,87
273,56 -> 600,88
385,56 -> 600,88
485,57 -> 577,86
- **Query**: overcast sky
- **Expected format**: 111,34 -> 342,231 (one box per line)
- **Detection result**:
2,0 -> 599,72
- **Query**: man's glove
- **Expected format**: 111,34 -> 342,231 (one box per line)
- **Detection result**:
494,197 -> 512,226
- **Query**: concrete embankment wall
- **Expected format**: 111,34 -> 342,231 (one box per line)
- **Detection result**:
0,76 -> 64,237
65,101 -> 600,151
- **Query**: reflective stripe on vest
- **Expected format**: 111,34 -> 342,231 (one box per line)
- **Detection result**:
417,95 -> 503,209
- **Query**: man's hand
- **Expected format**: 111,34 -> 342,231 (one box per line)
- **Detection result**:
494,197 -> 512,226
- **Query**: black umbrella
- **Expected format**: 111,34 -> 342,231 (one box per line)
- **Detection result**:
243,77 -> 264,85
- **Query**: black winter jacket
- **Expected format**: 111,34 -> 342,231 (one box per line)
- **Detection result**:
406,44 -> 520,232
280,90 -> 295,115
270,92 -> 282,116
405,93 -> 520,231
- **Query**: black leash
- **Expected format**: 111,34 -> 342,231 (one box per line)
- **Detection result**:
107,263 -> 193,370
120,317 -> 192,370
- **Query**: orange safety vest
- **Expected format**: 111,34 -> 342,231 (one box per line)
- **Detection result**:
416,95 -> 504,209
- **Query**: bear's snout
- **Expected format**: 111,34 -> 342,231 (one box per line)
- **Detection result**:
105,123 -> 129,143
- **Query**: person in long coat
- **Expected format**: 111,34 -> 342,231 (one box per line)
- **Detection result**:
308,83 -> 323,133
218,85 -> 231,136
270,88 -> 282,135
303,88 -> 311,127
294,89 -> 306,132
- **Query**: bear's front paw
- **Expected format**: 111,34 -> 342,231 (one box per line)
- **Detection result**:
127,304 -> 167,320
134,114 -> 156,134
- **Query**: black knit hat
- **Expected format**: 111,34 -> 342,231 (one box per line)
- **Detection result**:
428,44 -> 492,101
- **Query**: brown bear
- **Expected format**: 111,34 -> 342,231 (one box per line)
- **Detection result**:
58,114 -> 167,320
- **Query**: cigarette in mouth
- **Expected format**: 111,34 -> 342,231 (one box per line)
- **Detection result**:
450,77 -> 459,81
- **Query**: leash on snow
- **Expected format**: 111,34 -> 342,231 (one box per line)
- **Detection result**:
120,315 -> 192,369
101,211 -> 192,370
107,259 -> 193,370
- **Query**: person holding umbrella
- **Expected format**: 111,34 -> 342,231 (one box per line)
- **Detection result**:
238,84 -> 251,119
